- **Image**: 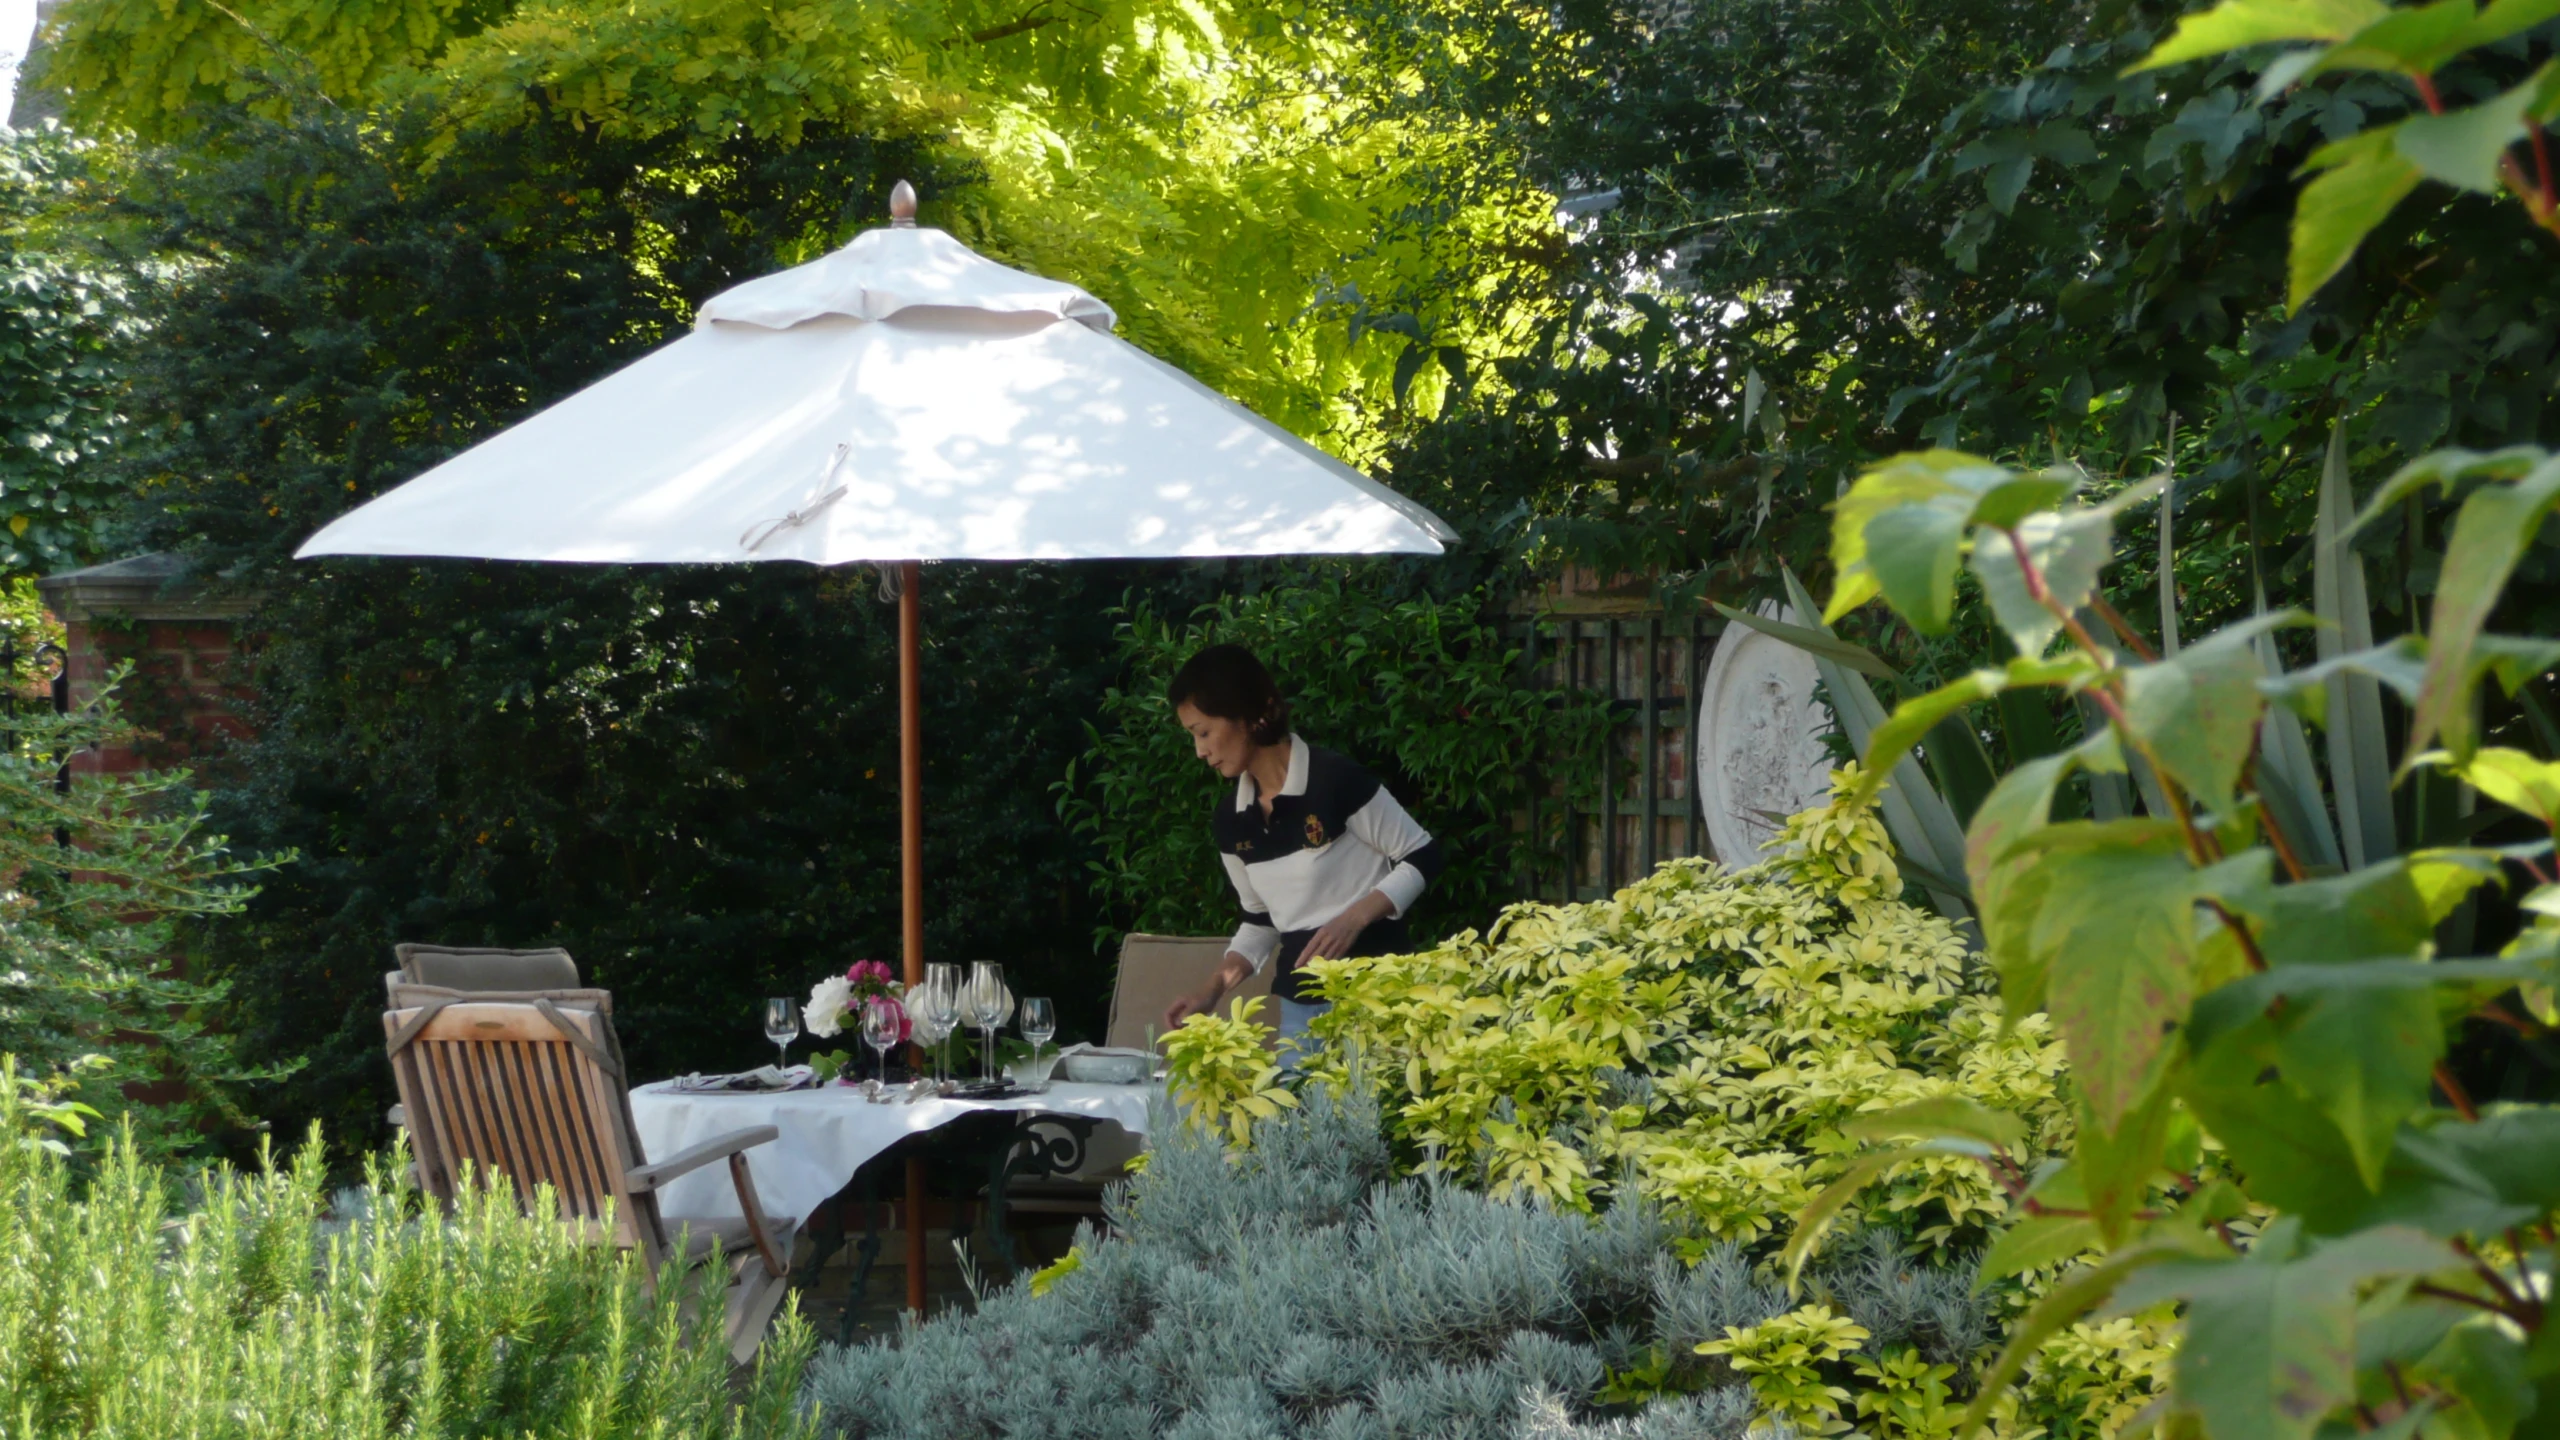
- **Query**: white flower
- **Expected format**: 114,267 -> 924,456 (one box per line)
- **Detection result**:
805,975 -> 854,1039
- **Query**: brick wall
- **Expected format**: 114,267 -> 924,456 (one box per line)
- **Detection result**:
38,554 -> 258,772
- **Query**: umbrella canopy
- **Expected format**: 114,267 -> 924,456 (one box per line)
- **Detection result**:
297,223 -> 1453,565
295,190 -> 1454,1319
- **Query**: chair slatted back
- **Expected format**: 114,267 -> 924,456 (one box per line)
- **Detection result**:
384,1002 -> 659,1256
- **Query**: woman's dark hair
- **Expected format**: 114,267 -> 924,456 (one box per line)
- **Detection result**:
1167,644 -> 1291,745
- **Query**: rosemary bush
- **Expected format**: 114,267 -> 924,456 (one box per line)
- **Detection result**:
0,1063 -> 818,1439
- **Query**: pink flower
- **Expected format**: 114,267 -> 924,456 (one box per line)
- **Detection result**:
845,959 -> 896,987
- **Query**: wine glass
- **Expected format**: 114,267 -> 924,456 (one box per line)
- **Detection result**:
1019,996 -> 1056,1070
861,995 -> 905,1097
964,961 -> 1009,1083
762,997 -> 798,1072
920,963 -> 962,1087
910,1000 -> 954,1092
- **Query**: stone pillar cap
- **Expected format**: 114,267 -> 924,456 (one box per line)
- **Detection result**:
38,553 -> 259,625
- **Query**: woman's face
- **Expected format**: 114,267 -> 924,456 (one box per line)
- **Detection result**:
1176,701 -> 1257,779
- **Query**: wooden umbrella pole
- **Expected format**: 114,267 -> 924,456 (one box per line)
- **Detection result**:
898,558 -> 927,1314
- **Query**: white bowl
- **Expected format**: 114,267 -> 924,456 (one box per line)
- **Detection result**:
1061,1049 -> 1152,1085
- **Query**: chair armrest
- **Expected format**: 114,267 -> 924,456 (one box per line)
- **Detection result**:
626,1125 -> 779,1193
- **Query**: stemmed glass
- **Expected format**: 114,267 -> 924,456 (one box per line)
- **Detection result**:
918,963 -> 962,1089
762,997 -> 799,1072
963,961 -> 1010,1084
860,995 -> 905,1098
1019,996 -> 1056,1075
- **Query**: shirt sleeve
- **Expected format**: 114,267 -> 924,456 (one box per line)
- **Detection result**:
1220,852 -> 1284,973
1347,785 -> 1444,920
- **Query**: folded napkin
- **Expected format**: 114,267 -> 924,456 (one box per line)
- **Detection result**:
668,1065 -> 813,1094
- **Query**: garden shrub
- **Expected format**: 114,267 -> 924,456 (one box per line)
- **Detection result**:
0,678 -> 285,1156
803,1083 -> 2000,1440
1128,781 -> 2185,1436
0,1061 -> 818,1438
1295,772 -> 2068,1256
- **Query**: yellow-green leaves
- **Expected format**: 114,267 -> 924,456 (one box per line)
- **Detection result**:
2430,746 -> 2560,828
2127,0 -> 2560,308
2130,0 -> 2560,79
2288,65 -> 2560,307
2355,446 -> 2560,763
2119,617 -> 2289,814
1865,504 -> 1969,633
1967,753 -> 2077,1016
2016,822 -> 2205,1128
1824,450 -> 2081,629
1162,995 -> 1298,1148
1696,1305 -> 1873,1430
2110,1222 -> 2456,1440
2126,0 -> 2390,74
1825,449 -> 2163,660
1845,655 -> 2095,810
2290,129 -> 2424,312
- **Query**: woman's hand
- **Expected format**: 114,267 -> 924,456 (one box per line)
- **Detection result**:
1165,952 -> 1255,1032
1300,889 -> 1395,966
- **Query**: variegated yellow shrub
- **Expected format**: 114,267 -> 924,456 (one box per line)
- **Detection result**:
1162,994 -> 1298,1148
1297,768 -> 2070,1255
1157,774 -> 2169,1437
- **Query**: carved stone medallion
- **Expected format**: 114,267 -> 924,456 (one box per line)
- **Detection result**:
1696,604 -> 1838,867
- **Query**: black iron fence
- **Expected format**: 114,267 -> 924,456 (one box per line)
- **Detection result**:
1511,610 -> 1728,903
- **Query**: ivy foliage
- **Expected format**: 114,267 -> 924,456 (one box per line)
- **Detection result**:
1057,580 -> 1614,947
0,125 -> 141,575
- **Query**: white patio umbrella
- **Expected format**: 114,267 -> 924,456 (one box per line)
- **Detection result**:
298,182 -> 1454,1309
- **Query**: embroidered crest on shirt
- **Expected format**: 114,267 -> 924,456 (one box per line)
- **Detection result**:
1304,814 -> 1327,847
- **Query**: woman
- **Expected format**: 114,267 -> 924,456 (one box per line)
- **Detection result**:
1160,644 -> 1444,1041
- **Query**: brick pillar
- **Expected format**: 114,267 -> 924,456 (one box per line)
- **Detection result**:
36,553 -> 260,773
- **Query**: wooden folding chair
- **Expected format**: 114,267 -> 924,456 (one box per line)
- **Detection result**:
383,998 -> 792,1363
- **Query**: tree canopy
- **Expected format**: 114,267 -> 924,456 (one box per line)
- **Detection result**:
43,0 -> 1560,456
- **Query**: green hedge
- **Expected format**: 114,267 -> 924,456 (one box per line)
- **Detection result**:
1057,580 -> 1613,948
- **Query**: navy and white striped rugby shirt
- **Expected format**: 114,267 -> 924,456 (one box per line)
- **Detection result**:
1215,735 -> 1445,1002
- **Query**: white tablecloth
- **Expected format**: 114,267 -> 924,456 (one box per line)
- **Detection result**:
627,1079 -> 1158,1230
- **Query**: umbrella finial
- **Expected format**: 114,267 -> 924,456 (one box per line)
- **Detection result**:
889,180 -> 918,228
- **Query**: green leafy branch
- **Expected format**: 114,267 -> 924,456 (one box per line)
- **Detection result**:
2131,0 -> 2560,308
1791,437 -> 2560,1438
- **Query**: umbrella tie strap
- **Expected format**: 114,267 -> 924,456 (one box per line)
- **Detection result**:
740,443 -> 852,552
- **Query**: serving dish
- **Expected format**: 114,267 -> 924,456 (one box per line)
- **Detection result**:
1060,1047 -> 1152,1084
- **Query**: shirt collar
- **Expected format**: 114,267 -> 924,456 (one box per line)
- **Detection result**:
1234,734 -> 1310,812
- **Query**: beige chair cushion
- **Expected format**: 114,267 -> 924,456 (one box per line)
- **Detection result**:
1105,934 -> 1277,1052
396,943 -> 580,992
